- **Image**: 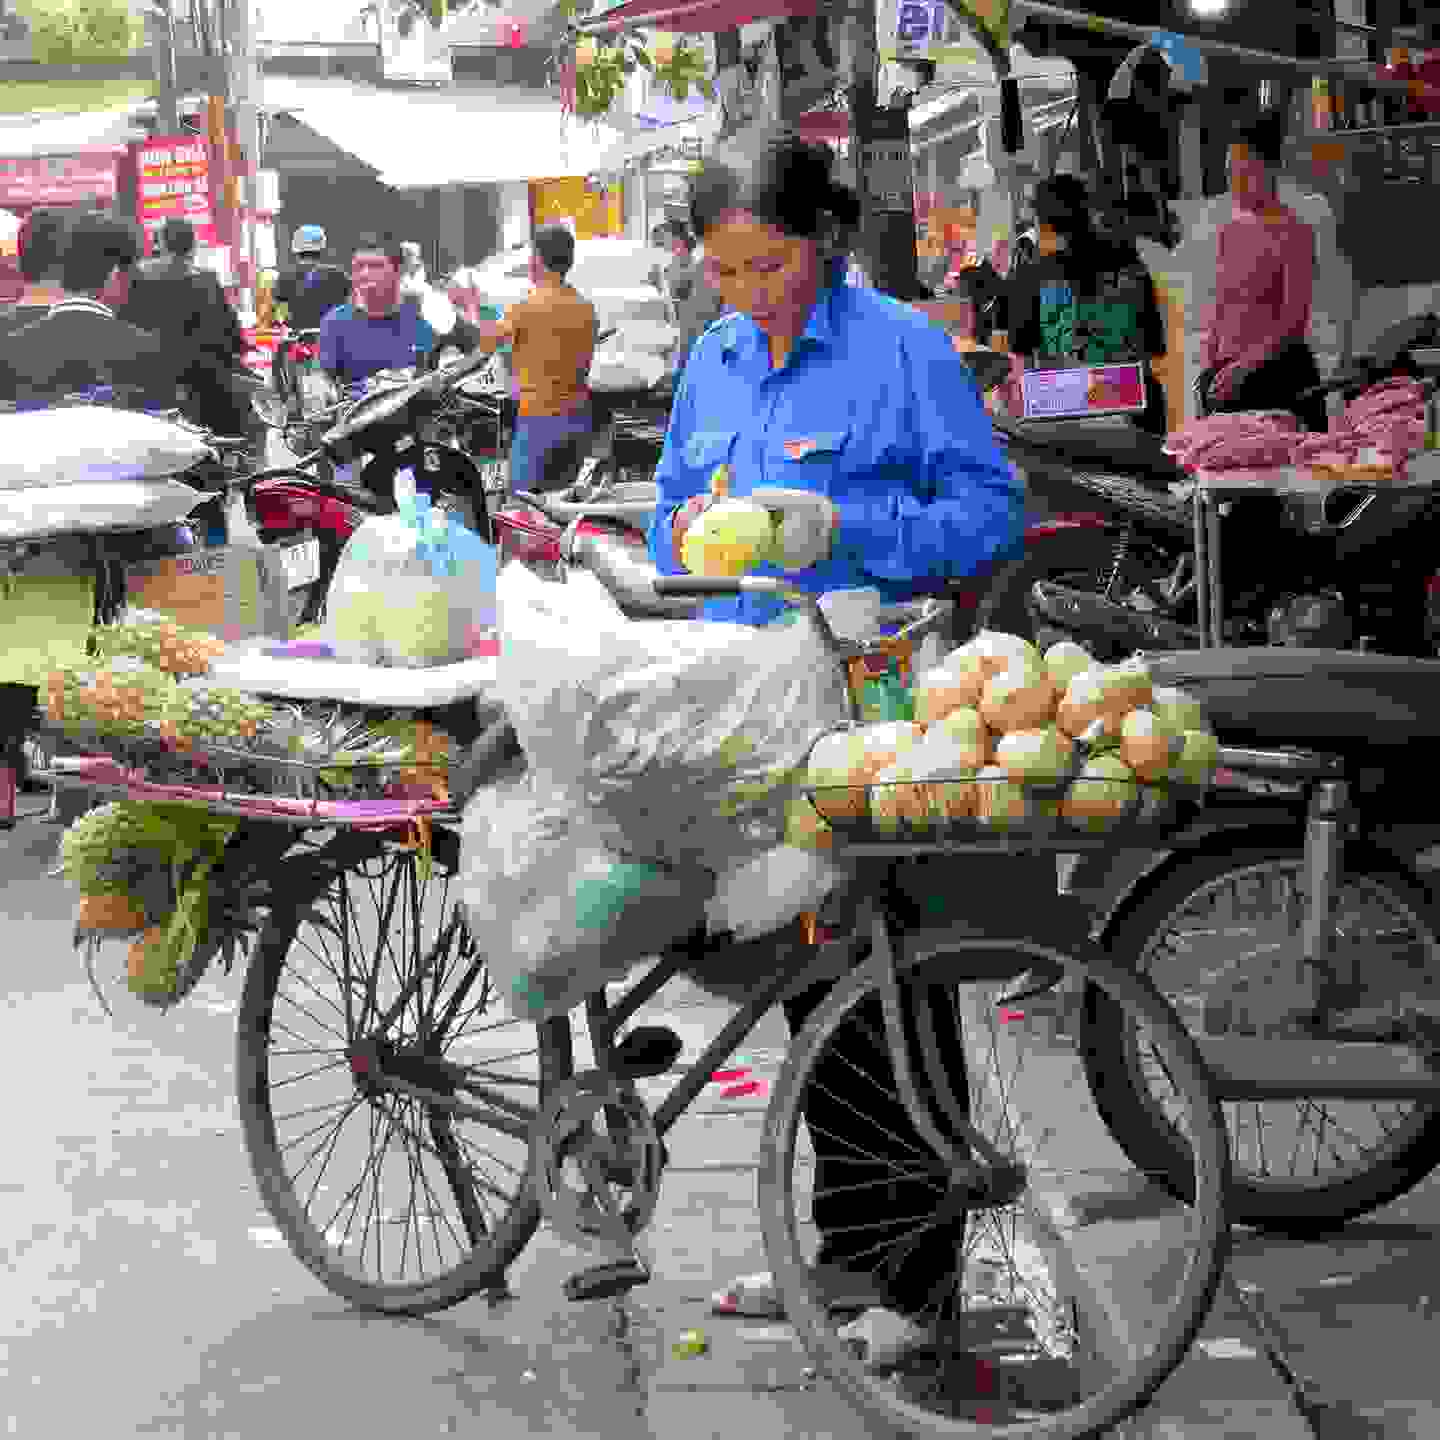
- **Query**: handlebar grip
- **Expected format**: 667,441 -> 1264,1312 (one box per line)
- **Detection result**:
652,576 -> 748,597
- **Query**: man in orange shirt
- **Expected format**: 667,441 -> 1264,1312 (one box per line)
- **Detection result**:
467,224 -> 598,492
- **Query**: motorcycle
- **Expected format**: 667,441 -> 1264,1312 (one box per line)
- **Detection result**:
984,332 -> 1440,661
243,355 -> 500,626
1055,641 -> 1440,1234
268,327 -> 335,459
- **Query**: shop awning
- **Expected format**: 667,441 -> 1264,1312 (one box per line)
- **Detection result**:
581,0 -> 823,35
263,78 -> 625,188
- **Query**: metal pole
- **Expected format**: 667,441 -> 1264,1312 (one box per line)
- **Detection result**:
230,0 -> 262,320
148,3 -> 180,133
1012,0 -> 1416,92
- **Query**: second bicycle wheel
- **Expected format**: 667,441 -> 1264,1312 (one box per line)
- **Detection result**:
759,937 -> 1230,1440
236,825 -> 573,1314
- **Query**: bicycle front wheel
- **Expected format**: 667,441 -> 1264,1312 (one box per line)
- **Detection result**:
759,938 -> 1230,1440
236,825 -> 572,1314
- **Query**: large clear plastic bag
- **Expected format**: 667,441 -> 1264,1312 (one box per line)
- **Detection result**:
325,491 -> 497,668
494,562 -> 851,874
460,769 -> 713,1022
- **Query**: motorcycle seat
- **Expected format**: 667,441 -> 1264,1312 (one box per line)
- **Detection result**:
1141,648 -> 1440,750
997,416 -> 1188,487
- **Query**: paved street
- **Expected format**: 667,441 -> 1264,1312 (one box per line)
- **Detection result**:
3,801 -> 1440,1438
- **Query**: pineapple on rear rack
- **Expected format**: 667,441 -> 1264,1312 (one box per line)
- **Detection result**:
46,658 -> 176,738
95,608 -> 227,678
160,682 -> 270,755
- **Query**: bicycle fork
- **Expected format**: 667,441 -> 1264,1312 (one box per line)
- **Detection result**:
867,900 -> 1027,1207
1301,778 -> 1350,1019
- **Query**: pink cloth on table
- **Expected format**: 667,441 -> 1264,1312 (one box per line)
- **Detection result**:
1202,204 -> 1315,372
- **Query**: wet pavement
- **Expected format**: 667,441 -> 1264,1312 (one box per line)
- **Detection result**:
3,801 -> 1440,1437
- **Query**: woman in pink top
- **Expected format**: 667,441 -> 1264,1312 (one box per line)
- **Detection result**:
1200,109 -> 1327,431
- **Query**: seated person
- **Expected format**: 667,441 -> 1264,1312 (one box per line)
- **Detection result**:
318,233 -> 483,494
318,232 -> 481,393
1004,175 -> 1168,434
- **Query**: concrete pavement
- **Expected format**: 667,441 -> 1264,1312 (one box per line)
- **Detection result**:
3,803 -> 1440,1437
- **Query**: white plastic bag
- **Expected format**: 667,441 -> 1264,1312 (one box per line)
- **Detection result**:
0,479 -> 206,540
495,561 -> 850,874
325,487 -> 498,668
0,408 -> 213,492
460,770 -> 713,1022
705,844 -> 846,942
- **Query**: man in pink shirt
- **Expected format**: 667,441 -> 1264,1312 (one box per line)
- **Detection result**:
1200,109 -> 1327,431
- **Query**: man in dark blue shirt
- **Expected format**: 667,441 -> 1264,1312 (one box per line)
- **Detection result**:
318,232 -> 479,392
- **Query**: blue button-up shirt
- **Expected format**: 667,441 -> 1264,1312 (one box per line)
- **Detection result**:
648,276 -> 1023,626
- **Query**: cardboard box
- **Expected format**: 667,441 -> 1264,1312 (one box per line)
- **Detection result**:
127,541 -> 302,641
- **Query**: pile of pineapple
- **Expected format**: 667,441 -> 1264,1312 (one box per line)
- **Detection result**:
46,657 -> 177,739
59,800 -> 240,1006
92,609 -> 227,678
160,682 -> 271,755
259,705 -> 457,802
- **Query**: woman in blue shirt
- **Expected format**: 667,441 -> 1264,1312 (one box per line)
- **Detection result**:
656,130 -> 1024,1336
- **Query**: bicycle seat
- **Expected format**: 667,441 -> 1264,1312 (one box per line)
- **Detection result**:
1141,648 -> 1440,750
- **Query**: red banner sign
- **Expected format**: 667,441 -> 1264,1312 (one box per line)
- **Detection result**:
0,150 -> 121,208
135,134 -> 215,248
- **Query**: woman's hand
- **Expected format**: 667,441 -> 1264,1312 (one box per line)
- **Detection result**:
671,492 -> 712,561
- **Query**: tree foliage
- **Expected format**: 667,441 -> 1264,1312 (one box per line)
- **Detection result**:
15,0 -> 142,63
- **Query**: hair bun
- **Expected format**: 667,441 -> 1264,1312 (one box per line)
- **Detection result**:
823,177 -> 862,227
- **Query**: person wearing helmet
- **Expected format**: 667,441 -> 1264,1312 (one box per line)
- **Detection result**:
273,225 -> 351,332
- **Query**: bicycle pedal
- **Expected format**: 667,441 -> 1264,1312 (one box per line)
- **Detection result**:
563,1256 -> 652,1303
612,1025 -> 683,1079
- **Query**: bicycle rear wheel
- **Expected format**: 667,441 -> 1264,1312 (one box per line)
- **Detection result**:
759,938 -> 1230,1440
236,825 -> 572,1314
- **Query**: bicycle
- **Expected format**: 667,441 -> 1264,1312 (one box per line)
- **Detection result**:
216,576 -> 1230,1439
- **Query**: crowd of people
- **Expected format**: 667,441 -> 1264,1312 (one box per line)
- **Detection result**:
0,209 -> 249,430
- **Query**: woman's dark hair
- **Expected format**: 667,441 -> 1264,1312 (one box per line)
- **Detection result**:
689,127 -> 862,242
61,212 -> 141,294
1231,108 -> 1287,170
17,207 -> 70,284
352,232 -> 405,271
1032,174 -> 1094,239
533,223 -> 576,277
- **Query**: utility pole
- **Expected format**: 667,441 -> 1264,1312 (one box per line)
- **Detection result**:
230,0 -> 262,323
147,0 -> 180,132
843,0 -> 924,300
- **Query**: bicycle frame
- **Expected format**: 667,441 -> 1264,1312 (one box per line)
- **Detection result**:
349,863 -> 1014,1188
